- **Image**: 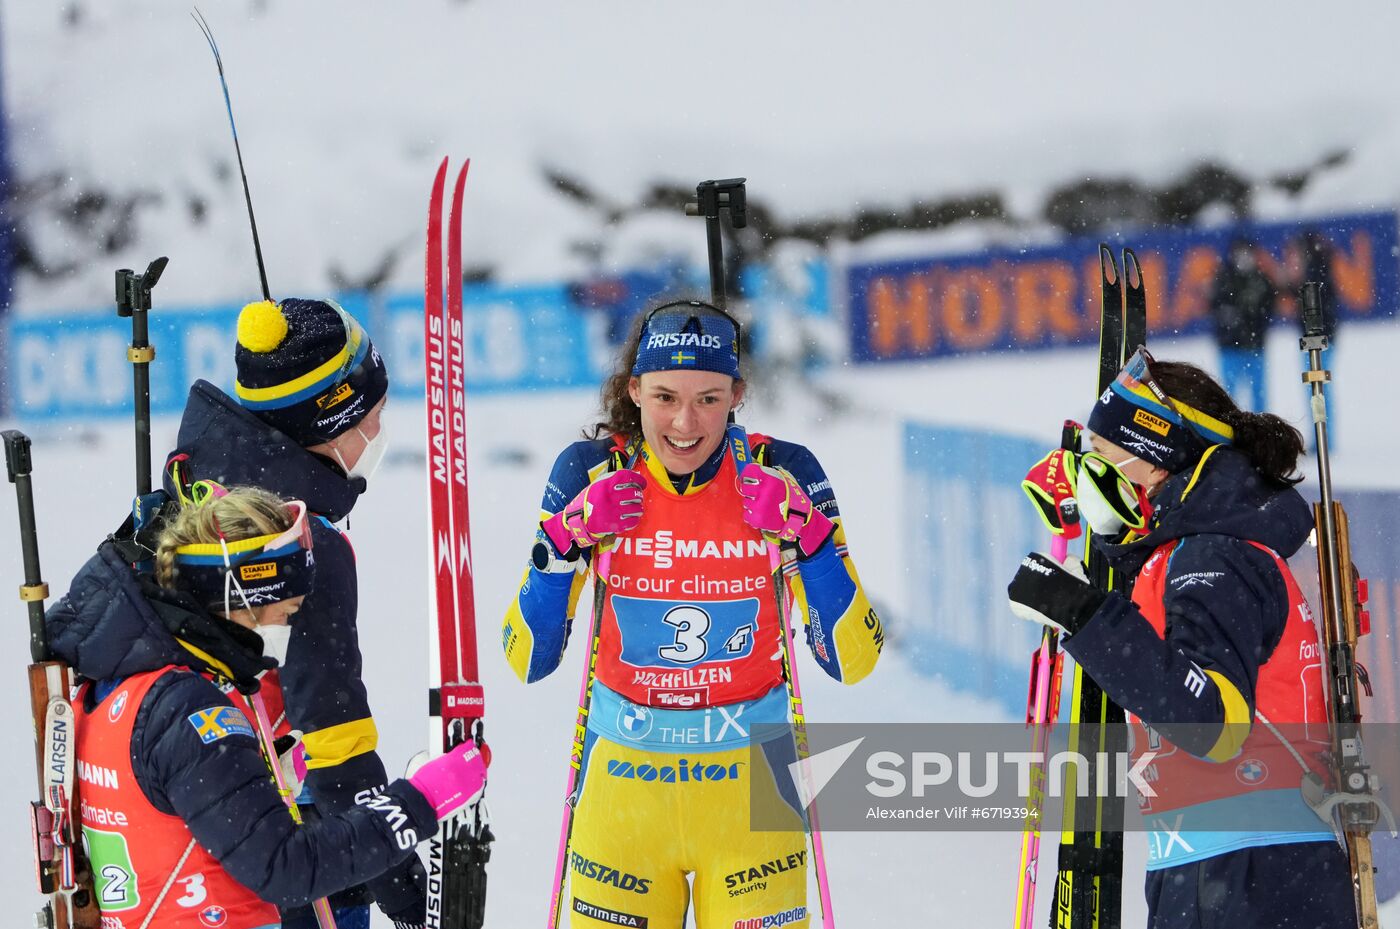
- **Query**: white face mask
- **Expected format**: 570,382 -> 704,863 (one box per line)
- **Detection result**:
255,624 -> 293,667
335,423 -> 389,485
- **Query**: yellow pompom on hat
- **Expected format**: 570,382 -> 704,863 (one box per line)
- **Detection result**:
233,297 -> 388,447
236,300 -> 289,353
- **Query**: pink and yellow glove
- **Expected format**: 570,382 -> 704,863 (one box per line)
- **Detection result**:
540,469 -> 645,556
407,742 -> 488,821
1020,448 -> 1083,540
738,462 -> 835,559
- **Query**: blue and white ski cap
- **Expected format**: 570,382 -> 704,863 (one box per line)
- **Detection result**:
632,301 -> 741,379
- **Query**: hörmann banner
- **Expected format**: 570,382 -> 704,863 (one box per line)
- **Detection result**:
848,211 -> 1399,364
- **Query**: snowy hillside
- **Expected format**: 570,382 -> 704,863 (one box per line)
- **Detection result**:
8,1 -> 1400,312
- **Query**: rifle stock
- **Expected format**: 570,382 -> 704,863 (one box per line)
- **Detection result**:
6,431 -> 100,928
1299,282 -> 1389,929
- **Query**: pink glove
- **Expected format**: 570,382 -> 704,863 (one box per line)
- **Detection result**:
408,742 -> 488,821
540,469 -> 645,555
738,463 -> 835,559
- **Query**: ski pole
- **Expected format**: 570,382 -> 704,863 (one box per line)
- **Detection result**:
545,547 -> 611,929
772,544 -> 837,927
546,441 -> 640,928
1013,537 -> 1066,929
246,692 -> 337,929
724,424 -> 836,927
115,257 -> 167,498
1015,420 -> 1080,928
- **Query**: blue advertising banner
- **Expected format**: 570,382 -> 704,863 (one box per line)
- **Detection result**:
2,254 -> 834,422
902,421 -> 1048,716
850,211 -> 1400,364
3,282 -> 616,420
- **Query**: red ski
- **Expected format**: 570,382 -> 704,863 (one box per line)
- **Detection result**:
424,156 -> 492,929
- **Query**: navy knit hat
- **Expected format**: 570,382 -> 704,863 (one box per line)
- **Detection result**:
234,298 -> 388,446
632,301 -> 741,379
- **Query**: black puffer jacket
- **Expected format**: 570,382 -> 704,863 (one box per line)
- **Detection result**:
164,379 -> 426,920
45,542 -> 435,910
1062,447 -> 1313,756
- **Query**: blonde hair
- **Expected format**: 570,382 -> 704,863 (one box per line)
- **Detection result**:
155,486 -> 295,592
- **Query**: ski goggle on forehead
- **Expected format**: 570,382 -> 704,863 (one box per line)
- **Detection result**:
638,301 -> 743,355
174,497 -> 314,618
1116,347 -> 1235,447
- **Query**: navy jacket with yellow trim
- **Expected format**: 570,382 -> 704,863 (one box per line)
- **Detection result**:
164,379 -> 425,920
1060,447 -> 1314,760
45,541 -> 437,910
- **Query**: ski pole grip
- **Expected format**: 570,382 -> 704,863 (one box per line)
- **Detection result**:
115,257 -> 169,317
4,429 -> 32,482
1301,282 -> 1325,338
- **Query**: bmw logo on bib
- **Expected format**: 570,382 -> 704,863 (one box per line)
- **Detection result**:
618,702 -> 653,740
108,689 -> 129,723
1234,758 -> 1268,786
198,905 -> 229,927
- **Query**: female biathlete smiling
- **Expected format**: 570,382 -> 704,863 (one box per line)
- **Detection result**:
503,301 -> 883,929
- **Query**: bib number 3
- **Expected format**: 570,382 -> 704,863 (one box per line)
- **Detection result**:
658,605 -> 711,664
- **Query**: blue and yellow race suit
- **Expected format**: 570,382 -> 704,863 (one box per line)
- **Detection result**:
504,433 -> 882,928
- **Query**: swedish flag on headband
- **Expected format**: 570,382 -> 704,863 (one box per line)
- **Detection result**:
632,301 -> 741,378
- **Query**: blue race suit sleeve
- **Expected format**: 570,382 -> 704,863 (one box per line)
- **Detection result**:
503,440 -> 606,683
764,439 -> 883,685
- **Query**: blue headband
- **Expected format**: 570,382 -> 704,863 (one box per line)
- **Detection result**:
632,302 -> 741,379
1086,349 -> 1235,472
172,499 -> 317,613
